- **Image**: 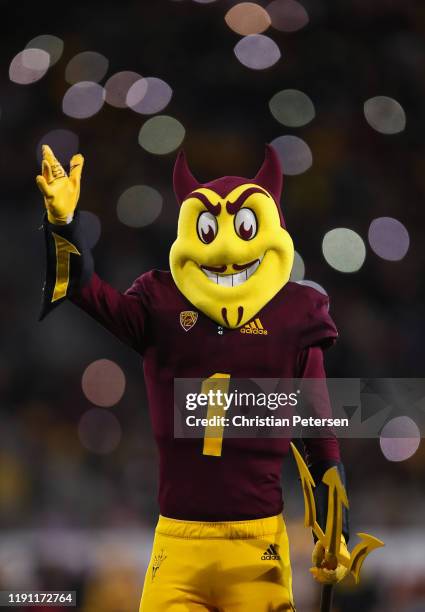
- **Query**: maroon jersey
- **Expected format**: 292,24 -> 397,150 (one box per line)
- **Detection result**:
71,270 -> 340,521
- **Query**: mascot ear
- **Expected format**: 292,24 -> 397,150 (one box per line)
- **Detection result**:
253,144 -> 283,204
173,150 -> 200,205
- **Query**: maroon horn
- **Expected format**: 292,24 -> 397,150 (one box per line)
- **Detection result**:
253,144 -> 283,205
173,150 -> 200,205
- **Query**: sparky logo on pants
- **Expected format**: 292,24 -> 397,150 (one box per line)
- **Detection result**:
240,318 -> 268,335
261,544 -> 281,560
152,549 -> 167,581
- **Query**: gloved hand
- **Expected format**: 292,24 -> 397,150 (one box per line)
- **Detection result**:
36,144 -> 84,225
310,536 -> 350,584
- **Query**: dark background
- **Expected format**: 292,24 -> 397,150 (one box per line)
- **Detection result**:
1,0 -> 424,610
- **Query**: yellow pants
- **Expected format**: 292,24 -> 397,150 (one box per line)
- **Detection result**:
139,514 -> 296,611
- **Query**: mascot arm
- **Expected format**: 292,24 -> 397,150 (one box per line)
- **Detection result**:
297,346 -> 350,543
37,146 -> 146,353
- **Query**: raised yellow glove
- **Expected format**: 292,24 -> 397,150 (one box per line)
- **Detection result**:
36,144 -> 84,225
310,535 -> 350,585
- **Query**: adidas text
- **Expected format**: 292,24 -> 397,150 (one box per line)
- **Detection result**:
261,544 -> 281,561
241,318 -> 268,335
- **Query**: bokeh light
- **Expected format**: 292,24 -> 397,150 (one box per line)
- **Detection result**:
364,96 -> 406,134
117,185 -> 163,228
266,0 -> 309,32
105,71 -> 142,108
127,77 -> 173,115
270,135 -> 312,175
125,79 -> 148,110
79,211 -> 102,249
138,115 -> 185,154
9,49 -> 50,84
25,35 -> 64,66
225,3 -> 271,36
65,51 -> 109,85
296,279 -> 328,296
380,416 -> 420,462
269,89 -> 315,127
322,228 -> 366,273
81,359 -> 126,407
368,217 -> 410,261
62,82 -> 105,119
290,251 -> 305,281
78,408 -> 122,455
234,34 -> 281,70
36,129 -> 79,165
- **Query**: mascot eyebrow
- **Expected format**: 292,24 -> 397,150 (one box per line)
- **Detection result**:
226,186 -> 269,214
189,186 -> 269,216
189,191 -> 221,215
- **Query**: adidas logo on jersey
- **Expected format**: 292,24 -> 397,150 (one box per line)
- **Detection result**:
240,318 -> 268,335
261,543 -> 281,561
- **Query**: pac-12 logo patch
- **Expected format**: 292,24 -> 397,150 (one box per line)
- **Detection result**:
180,310 -> 198,332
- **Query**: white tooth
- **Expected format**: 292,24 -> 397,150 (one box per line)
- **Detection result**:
232,271 -> 246,287
203,258 -> 263,286
203,269 -> 215,281
247,260 -> 259,279
217,275 -> 233,287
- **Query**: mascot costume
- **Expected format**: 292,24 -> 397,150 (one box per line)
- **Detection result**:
37,144 -> 350,611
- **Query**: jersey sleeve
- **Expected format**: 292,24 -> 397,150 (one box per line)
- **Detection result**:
39,212 -> 147,353
299,288 -> 338,350
39,211 -> 94,320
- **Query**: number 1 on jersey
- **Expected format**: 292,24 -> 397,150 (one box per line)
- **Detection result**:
202,373 -> 231,457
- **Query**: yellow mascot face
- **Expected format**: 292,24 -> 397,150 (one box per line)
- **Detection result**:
169,146 -> 294,329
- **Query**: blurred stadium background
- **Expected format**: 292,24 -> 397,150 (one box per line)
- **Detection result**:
1,0 -> 425,610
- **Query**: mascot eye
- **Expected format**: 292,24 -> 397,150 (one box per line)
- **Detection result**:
234,208 -> 257,241
197,211 -> 218,244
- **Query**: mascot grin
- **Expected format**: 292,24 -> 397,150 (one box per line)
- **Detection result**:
170,145 -> 294,328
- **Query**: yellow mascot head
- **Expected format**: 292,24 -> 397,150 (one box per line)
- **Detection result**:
169,145 -> 294,328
